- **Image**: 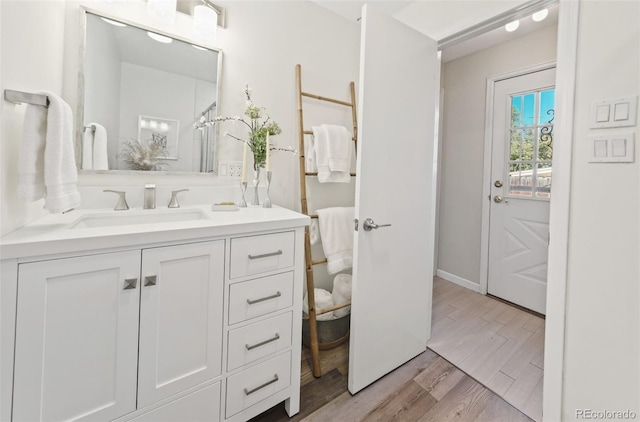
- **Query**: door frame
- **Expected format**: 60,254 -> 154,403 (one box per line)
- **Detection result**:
479,60 -> 556,297
435,1 -> 579,420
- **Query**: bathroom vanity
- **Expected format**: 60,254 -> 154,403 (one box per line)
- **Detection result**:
0,206 -> 308,421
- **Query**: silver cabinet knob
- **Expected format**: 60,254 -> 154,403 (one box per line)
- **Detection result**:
494,195 -> 503,203
362,218 -> 392,231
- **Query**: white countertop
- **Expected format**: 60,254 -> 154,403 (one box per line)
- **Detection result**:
0,205 -> 310,261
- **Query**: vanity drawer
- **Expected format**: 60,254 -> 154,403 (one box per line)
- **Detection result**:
228,272 -> 294,325
229,232 -> 295,279
227,312 -> 292,371
225,352 -> 291,418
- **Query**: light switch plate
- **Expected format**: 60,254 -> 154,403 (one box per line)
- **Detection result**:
590,96 -> 638,128
588,133 -> 635,163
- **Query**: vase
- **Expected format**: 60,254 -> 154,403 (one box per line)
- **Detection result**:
252,167 -> 261,205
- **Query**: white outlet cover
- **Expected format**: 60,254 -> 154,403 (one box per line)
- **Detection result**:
590,96 -> 638,129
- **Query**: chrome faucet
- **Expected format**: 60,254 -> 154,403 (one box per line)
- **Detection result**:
168,189 -> 189,208
143,184 -> 156,209
103,190 -> 129,211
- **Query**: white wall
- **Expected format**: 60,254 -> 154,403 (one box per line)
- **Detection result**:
562,1 -> 639,418
438,25 -> 557,285
1,0 -> 67,235
0,0 -> 360,236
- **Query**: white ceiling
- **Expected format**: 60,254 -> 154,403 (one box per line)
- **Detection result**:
309,1 -> 558,63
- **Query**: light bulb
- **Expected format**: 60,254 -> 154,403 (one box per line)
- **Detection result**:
532,9 -> 549,22
193,4 -> 218,42
505,20 -> 520,32
147,32 -> 173,44
100,17 -> 127,27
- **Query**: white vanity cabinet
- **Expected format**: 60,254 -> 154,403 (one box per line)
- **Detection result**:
12,240 -> 224,422
1,206 -> 307,422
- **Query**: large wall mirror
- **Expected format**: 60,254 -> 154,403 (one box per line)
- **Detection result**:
79,11 -> 221,174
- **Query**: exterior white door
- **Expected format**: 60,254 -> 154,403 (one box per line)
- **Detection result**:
348,4 -> 438,394
13,251 -> 141,421
488,68 -> 556,315
137,241 -> 225,407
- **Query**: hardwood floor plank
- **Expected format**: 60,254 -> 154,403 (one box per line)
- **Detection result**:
530,348 -> 544,370
303,350 -> 440,421
500,328 -> 545,380
480,299 -> 512,322
503,364 -> 544,411
457,333 -> 507,375
485,371 -> 516,396
497,311 -> 532,339
444,320 -> 504,364
364,380 -> 438,422
521,376 -> 544,422
469,327 -> 533,382
418,376 -> 494,422
475,394 -> 533,422
522,316 -> 544,333
431,316 -> 456,338
413,356 -> 465,401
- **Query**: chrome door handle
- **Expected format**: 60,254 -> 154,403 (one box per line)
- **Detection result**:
247,291 -> 282,305
245,333 -> 280,350
123,278 -> 138,290
248,250 -> 283,260
493,195 -> 509,204
144,275 -> 157,286
244,374 -> 279,396
362,218 -> 391,231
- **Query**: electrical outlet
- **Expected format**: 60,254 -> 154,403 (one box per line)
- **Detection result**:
219,160 -> 243,177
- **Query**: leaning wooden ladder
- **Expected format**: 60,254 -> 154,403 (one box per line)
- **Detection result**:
295,64 -> 358,377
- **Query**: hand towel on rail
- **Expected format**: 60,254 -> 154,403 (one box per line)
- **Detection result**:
317,206 -> 354,274
91,123 -> 109,170
18,99 -> 48,201
312,124 -> 352,183
303,288 -> 335,321
332,274 -> 352,318
81,127 -> 94,170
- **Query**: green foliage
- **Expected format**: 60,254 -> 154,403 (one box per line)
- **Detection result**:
509,106 -> 553,172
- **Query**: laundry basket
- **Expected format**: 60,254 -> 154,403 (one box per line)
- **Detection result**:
302,312 -> 350,350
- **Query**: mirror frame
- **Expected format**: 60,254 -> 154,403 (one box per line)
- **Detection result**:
76,5 -> 223,176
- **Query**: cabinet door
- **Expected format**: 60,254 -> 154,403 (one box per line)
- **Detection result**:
138,241 -> 224,407
13,251 -> 141,421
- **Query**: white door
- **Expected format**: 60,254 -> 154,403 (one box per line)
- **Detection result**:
349,4 -> 438,394
13,251 -> 140,421
138,241 -> 225,407
488,68 -> 556,315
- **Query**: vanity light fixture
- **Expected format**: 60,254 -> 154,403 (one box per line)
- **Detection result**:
100,17 -> 127,27
147,31 -> 173,44
147,0 -> 177,24
505,20 -> 520,32
193,0 -> 222,42
532,8 -> 549,22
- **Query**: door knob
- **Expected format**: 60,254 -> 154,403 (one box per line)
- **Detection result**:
362,218 -> 392,231
494,195 -> 503,203
494,180 -> 503,188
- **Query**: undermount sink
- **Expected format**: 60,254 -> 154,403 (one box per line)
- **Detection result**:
69,209 -> 210,229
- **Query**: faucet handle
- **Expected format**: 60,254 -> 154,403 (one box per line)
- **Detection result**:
103,190 -> 129,211
168,189 -> 189,208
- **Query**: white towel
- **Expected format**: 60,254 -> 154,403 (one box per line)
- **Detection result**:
304,134 -> 317,173
332,274 -> 352,318
317,207 -> 354,275
42,92 -> 81,213
81,127 -> 93,170
309,215 -> 320,245
303,288 -> 334,321
18,101 -> 47,201
312,124 -> 352,183
91,123 -> 109,170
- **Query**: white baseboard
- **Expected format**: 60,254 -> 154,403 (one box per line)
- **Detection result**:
435,269 -> 480,293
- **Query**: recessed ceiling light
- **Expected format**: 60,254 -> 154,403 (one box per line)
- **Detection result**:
532,9 -> 549,22
100,17 -> 127,27
147,31 -> 173,44
505,20 -> 520,32
192,44 -> 207,51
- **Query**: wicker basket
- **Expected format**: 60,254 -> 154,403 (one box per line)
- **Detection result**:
302,312 -> 350,350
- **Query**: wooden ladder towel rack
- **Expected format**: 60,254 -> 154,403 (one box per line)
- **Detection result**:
296,64 -> 358,378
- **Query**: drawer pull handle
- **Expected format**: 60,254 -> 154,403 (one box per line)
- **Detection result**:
144,275 -> 157,287
123,278 -> 138,290
247,291 -> 282,305
244,374 -> 279,396
248,250 -> 283,260
245,333 -> 280,351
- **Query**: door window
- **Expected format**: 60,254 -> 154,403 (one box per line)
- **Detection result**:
507,88 -> 554,199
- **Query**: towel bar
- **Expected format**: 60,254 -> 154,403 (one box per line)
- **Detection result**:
3,89 -> 49,107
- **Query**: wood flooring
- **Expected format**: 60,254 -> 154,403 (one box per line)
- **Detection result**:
428,277 -> 545,422
251,277 -> 541,422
